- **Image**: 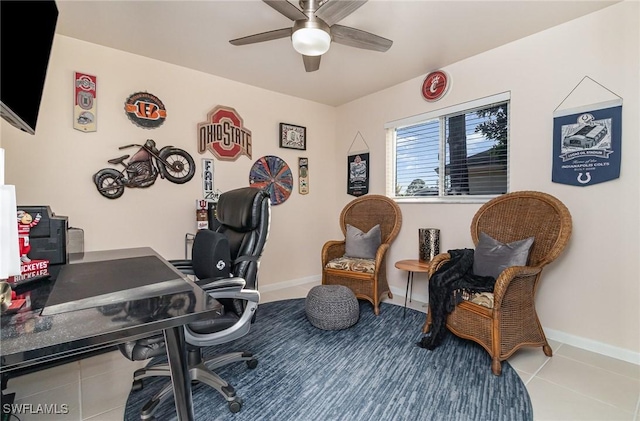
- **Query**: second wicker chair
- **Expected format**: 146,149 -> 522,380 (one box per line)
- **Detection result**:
423,191 -> 572,375
321,195 -> 402,315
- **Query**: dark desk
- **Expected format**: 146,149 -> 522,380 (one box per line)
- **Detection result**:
0,247 -> 222,421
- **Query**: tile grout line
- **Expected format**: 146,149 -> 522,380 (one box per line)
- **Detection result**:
523,355 -> 553,387
536,376 -> 636,416
529,343 -> 640,413
512,341 -> 566,387
552,347 -> 640,383
530,357 -> 638,416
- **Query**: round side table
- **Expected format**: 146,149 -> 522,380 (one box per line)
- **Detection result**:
394,259 -> 432,317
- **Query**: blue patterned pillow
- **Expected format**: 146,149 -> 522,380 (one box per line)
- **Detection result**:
473,232 -> 534,280
345,224 -> 381,260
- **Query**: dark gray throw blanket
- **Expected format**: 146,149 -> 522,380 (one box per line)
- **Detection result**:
418,249 -> 496,350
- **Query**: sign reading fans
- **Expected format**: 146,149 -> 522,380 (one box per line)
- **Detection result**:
197,106 -> 252,161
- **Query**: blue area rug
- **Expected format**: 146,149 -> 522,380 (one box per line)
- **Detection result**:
124,299 -> 533,420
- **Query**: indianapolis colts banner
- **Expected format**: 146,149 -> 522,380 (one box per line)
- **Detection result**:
552,100 -> 622,187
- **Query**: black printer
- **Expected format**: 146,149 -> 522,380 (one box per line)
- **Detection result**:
17,205 -> 68,265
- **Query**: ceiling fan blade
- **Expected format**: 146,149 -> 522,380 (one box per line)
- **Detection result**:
263,0 -> 307,21
229,28 -> 292,46
303,55 -> 321,72
315,0 -> 367,26
331,24 -> 392,52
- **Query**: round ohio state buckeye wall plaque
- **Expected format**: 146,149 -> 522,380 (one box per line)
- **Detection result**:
421,70 -> 450,102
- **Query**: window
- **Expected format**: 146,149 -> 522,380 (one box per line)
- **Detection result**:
386,92 -> 510,202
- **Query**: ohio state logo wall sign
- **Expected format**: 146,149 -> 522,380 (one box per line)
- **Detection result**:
197,106 -> 252,161
124,91 -> 167,129
421,70 -> 450,102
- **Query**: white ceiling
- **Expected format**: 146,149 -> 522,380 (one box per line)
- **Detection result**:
54,0 -> 619,107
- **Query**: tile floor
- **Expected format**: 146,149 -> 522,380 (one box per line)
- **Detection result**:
3,281 -> 639,421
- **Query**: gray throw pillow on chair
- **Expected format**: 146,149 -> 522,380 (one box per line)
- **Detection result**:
345,224 -> 381,260
473,232 -> 534,280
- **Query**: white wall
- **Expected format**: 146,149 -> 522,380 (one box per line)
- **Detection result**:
2,2 -> 638,362
1,35 -> 341,287
336,1 -> 639,360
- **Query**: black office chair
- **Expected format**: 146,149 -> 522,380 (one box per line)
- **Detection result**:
120,187 -> 271,418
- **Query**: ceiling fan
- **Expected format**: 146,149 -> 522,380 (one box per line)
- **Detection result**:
229,0 -> 393,72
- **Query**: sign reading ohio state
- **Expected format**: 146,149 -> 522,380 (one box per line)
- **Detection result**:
197,106 -> 252,161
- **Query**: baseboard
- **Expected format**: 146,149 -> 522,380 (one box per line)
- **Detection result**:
388,286 -> 640,366
544,328 -> 640,366
259,274 -> 321,293
390,285 -> 428,305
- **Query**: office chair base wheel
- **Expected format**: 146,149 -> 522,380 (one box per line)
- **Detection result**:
131,379 -> 144,392
228,398 -> 242,413
246,358 -> 258,369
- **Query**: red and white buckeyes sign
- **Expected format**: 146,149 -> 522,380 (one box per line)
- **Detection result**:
421,70 -> 450,102
73,72 -> 97,132
197,106 -> 252,161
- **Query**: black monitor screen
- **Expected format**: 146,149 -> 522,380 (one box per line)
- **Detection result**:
0,1 -> 58,134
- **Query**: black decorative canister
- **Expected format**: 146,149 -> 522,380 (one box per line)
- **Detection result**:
419,228 -> 440,262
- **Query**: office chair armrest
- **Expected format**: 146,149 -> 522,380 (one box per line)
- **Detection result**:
197,277 -> 260,303
208,287 -> 260,304
185,292 -> 259,346
227,289 -> 260,304
196,277 -> 246,291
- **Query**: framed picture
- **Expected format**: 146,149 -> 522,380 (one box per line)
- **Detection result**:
279,123 -> 306,150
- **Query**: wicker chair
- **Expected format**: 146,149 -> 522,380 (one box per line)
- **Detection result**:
423,191 -> 572,375
321,195 -> 402,315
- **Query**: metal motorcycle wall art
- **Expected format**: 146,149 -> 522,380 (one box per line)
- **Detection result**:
93,139 -> 195,199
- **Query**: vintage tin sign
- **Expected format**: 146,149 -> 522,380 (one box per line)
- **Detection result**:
201,158 -> 216,201
197,106 -> 252,161
73,72 -> 97,132
124,91 -> 167,129
298,157 -> 309,195
421,70 -> 450,102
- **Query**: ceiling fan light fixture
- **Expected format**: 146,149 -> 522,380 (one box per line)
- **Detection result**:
292,19 -> 331,56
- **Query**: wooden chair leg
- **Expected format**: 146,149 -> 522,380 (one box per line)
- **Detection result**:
422,310 -> 432,333
491,359 -> 502,376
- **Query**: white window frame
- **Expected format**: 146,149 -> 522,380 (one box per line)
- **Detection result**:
385,92 -> 511,204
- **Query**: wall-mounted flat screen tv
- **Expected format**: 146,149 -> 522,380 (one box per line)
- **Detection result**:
1,1 -> 58,135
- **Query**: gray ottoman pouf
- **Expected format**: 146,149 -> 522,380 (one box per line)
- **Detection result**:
305,285 -> 359,330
